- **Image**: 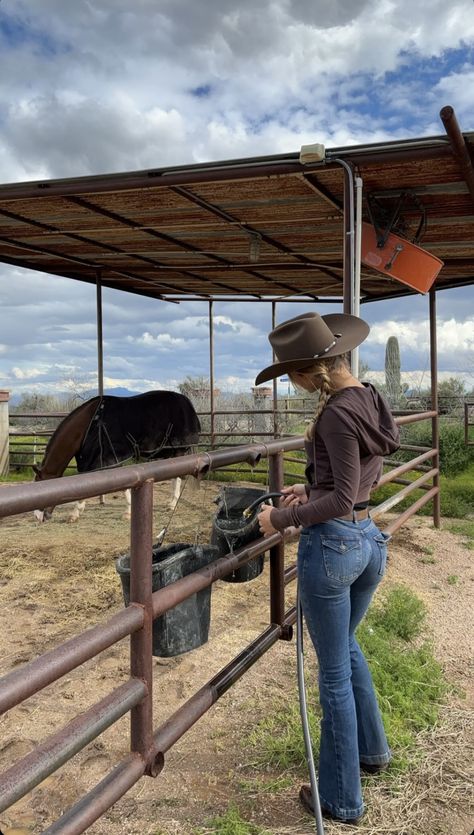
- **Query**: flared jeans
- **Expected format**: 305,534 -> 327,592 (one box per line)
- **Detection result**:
297,516 -> 392,820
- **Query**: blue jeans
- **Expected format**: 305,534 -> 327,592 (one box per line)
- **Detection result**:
297,516 -> 391,820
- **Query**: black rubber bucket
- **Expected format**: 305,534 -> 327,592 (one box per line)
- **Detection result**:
116,542 -> 219,657
211,486 -> 269,583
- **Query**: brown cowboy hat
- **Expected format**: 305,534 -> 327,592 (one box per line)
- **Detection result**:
255,312 -> 370,385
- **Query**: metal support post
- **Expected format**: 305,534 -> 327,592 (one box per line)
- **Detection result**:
209,300 -> 215,448
268,451 -> 285,627
429,289 -> 441,527
129,479 -> 156,772
272,301 -> 278,437
96,270 -> 104,397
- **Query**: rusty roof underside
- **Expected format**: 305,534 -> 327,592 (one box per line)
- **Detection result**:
0,119 -> 473,304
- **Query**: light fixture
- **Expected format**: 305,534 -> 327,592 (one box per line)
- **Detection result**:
248,232 -> 262,262
299,143 -> 326,164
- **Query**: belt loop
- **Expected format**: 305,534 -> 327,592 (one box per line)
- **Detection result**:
352,508 -> 357,523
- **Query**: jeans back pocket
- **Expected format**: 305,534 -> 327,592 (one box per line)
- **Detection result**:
321,536 -> 362,583
373,531 -> 391,576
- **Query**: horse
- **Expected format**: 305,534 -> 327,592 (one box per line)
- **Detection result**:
33,391 -> 201,523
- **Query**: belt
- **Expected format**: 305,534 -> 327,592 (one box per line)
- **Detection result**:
337,509 -> 369,522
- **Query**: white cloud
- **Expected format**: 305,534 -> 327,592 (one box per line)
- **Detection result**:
130,332 -> 187,350
369,316 -> 474,355
11,366 -> 48,380
0,3 -> 473,395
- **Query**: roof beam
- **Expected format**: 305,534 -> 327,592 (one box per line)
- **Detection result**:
440,106 -> 474,208
170,185 -> 340,291
66,196 -> 305,298
0,142 -> 454,202
298,173 -> 343,212
66,196 -> 264,297
0,206 -> 208,297
0,252 -> 183,302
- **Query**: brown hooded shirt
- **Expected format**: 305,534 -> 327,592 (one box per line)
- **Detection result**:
270,383 -> 400,531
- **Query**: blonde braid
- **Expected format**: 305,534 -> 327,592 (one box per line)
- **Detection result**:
304,363 -> 333,440
294,354 -> 350,441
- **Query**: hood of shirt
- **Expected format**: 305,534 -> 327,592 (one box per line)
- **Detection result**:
320,383 -> 400,457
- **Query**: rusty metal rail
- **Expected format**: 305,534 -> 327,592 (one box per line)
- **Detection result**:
0,416 -> 440,832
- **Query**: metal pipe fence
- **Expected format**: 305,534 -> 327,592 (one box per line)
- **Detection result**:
0,411 -> 440,833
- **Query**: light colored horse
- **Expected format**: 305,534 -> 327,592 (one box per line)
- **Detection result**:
33,391 -> 200,523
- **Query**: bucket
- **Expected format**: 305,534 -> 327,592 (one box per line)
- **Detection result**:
115,542 -> 219,657
211,486 -> 270,583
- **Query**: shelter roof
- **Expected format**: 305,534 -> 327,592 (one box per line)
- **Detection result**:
0,126 -> 473,303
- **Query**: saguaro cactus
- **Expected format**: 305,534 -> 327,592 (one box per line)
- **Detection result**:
385,336 -> 401,406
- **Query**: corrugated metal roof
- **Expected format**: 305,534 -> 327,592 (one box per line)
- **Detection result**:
0,130 -> 473,302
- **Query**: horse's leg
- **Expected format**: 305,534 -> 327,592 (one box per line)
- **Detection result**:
123,489 -> 131,520
169,477 -> 181,510
68,500 -> 86,523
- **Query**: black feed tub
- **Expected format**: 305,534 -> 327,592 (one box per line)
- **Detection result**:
210,486 -> 278,583
116,542 -> 219,657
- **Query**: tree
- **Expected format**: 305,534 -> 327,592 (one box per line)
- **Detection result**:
436,377 -> 466,415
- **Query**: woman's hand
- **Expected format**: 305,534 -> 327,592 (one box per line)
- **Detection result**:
257,504 -> 278,537
280,484 -> 308,507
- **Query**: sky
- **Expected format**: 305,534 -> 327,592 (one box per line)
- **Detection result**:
0,0 -> 473,399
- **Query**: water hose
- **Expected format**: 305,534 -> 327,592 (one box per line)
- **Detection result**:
243,489 -> 325,831
297,583 -> 326,834
242,491 -> 285,518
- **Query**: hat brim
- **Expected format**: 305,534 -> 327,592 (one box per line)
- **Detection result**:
255,314 -> 369,385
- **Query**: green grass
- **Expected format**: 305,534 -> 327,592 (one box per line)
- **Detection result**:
371,461 -> 474,519
247,585 -> 447,775
194,805 -> 272,834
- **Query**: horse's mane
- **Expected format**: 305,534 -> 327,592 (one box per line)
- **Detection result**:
42,396 -> 101,457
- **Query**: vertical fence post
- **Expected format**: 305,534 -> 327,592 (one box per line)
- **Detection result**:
271,302 -> 279,438
429,289 -> 441,528
209,300 -> 215,449
0,391 -> 10,476
268,451 -> 285,626
130,479 -> 154,770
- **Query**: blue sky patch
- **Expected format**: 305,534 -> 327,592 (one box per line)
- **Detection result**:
190,84 -> 213,98
0,10 -> 70,57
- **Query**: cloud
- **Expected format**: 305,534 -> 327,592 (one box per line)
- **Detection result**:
369,316 -> 474,355
131,332 -> 187,350
0,3 -> 473,396
11,366 -> 48,379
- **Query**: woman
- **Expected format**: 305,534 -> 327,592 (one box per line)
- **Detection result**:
256,311 -> 400,825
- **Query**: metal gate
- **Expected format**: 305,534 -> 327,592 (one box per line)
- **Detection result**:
0,422 -> 439,833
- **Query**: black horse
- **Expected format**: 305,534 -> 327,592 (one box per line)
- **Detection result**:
33,391 -> 200,522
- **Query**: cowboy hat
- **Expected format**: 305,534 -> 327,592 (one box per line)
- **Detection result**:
255,312 -> 370,385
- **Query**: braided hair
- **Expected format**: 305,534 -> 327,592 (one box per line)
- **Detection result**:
289,353 -> 351,441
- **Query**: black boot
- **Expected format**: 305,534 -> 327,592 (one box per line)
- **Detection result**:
299,784 -> 363,826
360,761 -> 389,775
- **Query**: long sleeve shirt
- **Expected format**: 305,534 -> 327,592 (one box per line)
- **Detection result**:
269,383 -> 400,532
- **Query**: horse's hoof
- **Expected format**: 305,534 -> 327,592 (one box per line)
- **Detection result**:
68,516 -> 79,523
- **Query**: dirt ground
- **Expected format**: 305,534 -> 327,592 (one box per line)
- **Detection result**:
0,481 -> 472,835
